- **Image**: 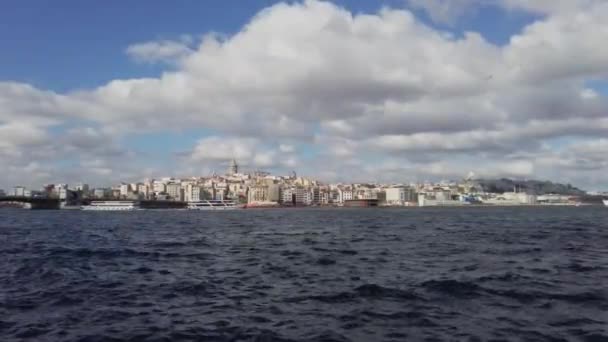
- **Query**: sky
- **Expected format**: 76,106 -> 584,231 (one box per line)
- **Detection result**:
1,0 -> 607,191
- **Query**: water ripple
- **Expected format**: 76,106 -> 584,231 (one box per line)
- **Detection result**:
1,207 -> 607,341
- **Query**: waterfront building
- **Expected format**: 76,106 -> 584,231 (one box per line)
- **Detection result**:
319,188 -> 330,205
303,188 -> 313,205
329,189 -> 340,204
214,182 -> 228,201
482,192 -> 537,205
137,183 -> 149,199
385,187 -> 417,206
200,186 -> 214,201
536,194 -> 569,205
268,184 -> 280,202
280,187 -> 291,204
248,185 -> 268,203
433,189 -> 452,201
228,183 -> 247,199
93,188 -> 111,199
185,184 -> 201,202
280,187 -> 309,205
166,183 -> 184,201
418,192 -> 467,207
12,186 -> 26,197
357,188 -> 378,200
130,183 -> 139,195
111,188 -> 121,198
58,187 -> 68,200
247,183 -> 280,204
338,188 -> 354,203
75,183 -> 90,197
310,187 -> 321,205
119,183 -> 130,198
153,181 -> 166,194
42,184 -> 55,197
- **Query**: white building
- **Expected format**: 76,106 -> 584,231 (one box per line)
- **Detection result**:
93,188 -> 111,199
153,181 -> 166,194
12,186 -> 26,197
281,187 -> 293,204
214,182 -> 228,200
338,188 -> 354,203
385,187 -> 417,205
280,187 -> 309,205
357,188 -> 378,200
185,184 -> 202,202
310,187 -> 321,204
75,183 -> 90,196
58,187 -> 68,200
119,183 -> 131,198
248,185 -> 268,203
268,184 -> 280,202
137,183 -> 149,199
483,192 -> 537,205
166,183 -> 184,201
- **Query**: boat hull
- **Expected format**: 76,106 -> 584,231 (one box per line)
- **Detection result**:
81,201 -> 140,211
82,207 -> 139,211
186,200 -> 241,210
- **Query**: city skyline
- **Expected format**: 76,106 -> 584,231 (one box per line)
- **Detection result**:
5,164 -> 598,208
1,0 -> 608,191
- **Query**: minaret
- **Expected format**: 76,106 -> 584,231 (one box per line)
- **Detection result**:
228,158 -> 238,175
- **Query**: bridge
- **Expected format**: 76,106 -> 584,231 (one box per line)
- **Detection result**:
0,197 -> 61,209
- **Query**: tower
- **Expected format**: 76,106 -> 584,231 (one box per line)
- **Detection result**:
228,158 -> 238,175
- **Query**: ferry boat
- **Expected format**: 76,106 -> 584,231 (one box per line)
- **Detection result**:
187,200 -> 241,210
81,201 -> 140,211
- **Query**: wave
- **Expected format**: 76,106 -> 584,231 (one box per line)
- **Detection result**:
422,279 -> 482,298
288,284 -> 423,303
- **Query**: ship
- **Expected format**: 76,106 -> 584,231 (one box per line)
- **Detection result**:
603,199 -> 608,207
81,201 -> 140,211
244,201 -> 281,209
187,200 -> 241,210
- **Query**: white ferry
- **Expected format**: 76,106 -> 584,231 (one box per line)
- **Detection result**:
187,200 -> 241,210
81,201 -> 140,211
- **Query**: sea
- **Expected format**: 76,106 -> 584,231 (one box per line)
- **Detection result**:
1,207 -> 607,342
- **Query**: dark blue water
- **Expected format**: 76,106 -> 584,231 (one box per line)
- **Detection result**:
1,207 -> 607,342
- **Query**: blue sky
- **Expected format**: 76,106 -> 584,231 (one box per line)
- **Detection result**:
1,0 -> 537,91
1,0 -> 607,190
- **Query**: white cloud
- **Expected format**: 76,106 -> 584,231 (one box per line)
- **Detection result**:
1,0 -> 608,189
407,0 -> 603,24
501,0 -> 599,15
190,136 -> 258,162
125,38 -> 195,64
279,144 -> 295,153
406,0 -> 481,24
187,136 -> 302,173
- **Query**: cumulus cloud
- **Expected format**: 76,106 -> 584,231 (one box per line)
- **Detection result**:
187,136 -> 296,171
1,0 -> 608,189
406,0 -> 482,24
407,0 -> 603,24
125,37 -> 195,64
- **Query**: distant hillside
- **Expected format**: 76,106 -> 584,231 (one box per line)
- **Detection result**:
476,178 -> 586,195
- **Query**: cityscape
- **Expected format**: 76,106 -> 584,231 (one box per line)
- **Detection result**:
2,1 -> 608,340
2,158 -> 607,209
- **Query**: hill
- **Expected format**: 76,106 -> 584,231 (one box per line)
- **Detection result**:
475,178 -> 586,196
